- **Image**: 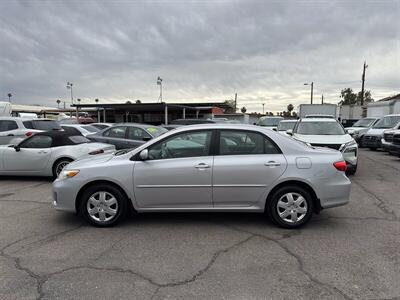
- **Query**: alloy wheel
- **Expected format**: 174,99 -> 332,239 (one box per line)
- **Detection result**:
86,191 -> 119,223
56,161 -> 70,176
276,192 -> 308,223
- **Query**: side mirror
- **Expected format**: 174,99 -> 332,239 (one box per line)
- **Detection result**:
272,128 -> 277,131
14,145 -> 20,152
286,129 -> 293,136
142,136 -> 152,142
139,149 -> 149,160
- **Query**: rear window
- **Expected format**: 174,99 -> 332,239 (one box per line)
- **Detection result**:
32,120 -> 61,130
277,121 -> 297,131
68,136 -> 90,144
258,117 -> 283,126
82,125 -> 100,133
145,126 -> 168,137
0,120 -> 18,132
297,121 -> 345,135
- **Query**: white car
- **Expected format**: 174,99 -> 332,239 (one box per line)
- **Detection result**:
257,116 -> 284,130
288,118 -> 358,174
277,120 -> 298,136
0,117 -> 61,145
60,124 -> 100,137
0,131 -> 115,177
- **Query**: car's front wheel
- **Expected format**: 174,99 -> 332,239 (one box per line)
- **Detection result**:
79,184 -> 127,227
267,185 -> 314,229
53,158 -> 73,178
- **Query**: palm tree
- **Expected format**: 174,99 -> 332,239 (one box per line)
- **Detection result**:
7,93 -> 12,102
241,106 -> 247,113
287,104 -> 294,115
56,99 -> 61,108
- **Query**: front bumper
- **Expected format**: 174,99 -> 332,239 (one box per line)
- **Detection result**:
363,135 -> 382,148
53,178 -> 81,213
390,143 -> 400,156
381,139 -> 394,152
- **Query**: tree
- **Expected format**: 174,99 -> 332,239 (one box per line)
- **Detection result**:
287,104 -> 294,114
241,106 -> 247,113
339,88 -> 374,105
223,100 -> 236,113
56,99 -> 61,108
135,99 -> 142,104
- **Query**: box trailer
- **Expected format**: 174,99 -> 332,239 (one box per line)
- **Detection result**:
298,104 -> 338,119
0,102 -> 12,116
367,97 -> 400,118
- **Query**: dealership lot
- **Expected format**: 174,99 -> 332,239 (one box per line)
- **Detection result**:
1,149 -> 400,300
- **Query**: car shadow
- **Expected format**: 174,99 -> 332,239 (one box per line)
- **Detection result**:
0,175 -> 53,182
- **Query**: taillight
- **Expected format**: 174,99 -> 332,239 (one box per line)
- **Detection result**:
333,161 -> 347,172
25,132 -> 33,137
89,149 -> 104,155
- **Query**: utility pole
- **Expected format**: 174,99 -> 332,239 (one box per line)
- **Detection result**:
304,82 -> 314,104
66,82 -> 74,105
321,94 -> 324,104
157,77 -> 163,103
262,103 -> 265,115
360,61 -> 368,106
234,93 -> 237,113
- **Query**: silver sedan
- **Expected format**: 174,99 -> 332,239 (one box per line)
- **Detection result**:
53,124 -> 351,229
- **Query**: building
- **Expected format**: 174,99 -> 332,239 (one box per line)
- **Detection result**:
72,101 -> 232,124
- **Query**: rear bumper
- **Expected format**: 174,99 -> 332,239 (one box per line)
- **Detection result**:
312,173 -> 351,209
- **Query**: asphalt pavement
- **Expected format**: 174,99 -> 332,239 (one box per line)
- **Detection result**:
1,149 -> 400,300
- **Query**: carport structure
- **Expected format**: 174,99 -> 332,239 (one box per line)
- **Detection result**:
72,102 -> 227,125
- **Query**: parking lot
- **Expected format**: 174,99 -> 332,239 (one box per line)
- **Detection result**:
0,149 -> 399,300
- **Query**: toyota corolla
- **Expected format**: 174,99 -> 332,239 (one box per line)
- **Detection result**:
53,124 -> 351,229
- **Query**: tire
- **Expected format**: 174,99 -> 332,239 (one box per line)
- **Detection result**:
79,184 -> 127,227
346,165 -> 357,175
267,185 -> 314,229
369,147 -> 377,151
52,158 -> 73,178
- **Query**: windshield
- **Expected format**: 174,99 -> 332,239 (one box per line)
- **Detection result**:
32,120 -> 61,130
373,116 -> 400,129
297,121 -> 345,135
352,118 -> 376,128
258,118 -> 283,126
82,125 -> 100,132
277,121 -> 297,131
145,126 -> 168,137
68,135 -> 90,144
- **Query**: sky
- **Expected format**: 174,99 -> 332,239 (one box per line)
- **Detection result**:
0,0 -> 399,113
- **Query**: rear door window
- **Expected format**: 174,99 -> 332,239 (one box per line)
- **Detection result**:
127,127 -> 151,141
0,120 -> 18,132
103,126 -> 127,138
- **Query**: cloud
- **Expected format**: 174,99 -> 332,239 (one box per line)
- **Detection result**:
0,0 -> 398,112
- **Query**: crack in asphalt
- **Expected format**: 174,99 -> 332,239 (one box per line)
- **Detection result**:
0,198 -> 50,205
219,223 -> 353,300
352,179 -> 399,221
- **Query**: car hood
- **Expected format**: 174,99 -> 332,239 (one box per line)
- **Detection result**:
365,128 -> 386,136
69,152 -> 115,168
293,134 -> 353,144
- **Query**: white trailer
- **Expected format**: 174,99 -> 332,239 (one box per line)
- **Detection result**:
298,104 -> 338,119
367,96 -> 400,118
0,102 -> 12,116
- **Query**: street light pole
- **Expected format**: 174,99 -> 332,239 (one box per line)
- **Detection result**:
262,103 -> 265,114
7,93 -> 12,103
66,82 -> 74,105
157,77 -> 163,103
304,82 -> 314,104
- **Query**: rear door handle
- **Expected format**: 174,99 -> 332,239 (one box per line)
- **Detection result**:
195,163 -> 210,169
265,161 -> 281,167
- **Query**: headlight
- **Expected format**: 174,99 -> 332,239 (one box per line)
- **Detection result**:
343,140 -> 357,149
58,169 -> 79,180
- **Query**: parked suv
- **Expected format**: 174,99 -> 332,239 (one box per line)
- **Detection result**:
0,117 -> 61,145
345,117 -> 379,147
363,114 -> 400,150
288,118 -> 358,174
391,130 -> 400,157
381,122 -> 400,153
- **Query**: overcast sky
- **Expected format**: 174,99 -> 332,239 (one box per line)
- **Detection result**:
0,0 -> 399,113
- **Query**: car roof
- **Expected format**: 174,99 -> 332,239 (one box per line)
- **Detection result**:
113,123 -> 161,128
26,131 -> 84,147
300,118 -> 338,122
279,119 -> 297,123
0,117 -> 52,121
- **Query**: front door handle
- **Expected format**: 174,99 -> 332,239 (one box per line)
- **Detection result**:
38,150 -> 48,154
195,163 -> 210,169
7,134 -> 14,136
265,161 -> 281,167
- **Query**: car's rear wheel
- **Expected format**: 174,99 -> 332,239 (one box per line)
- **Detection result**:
79,184 -> 127,227
52,158 -> 73,178
267,185 -> 314,229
